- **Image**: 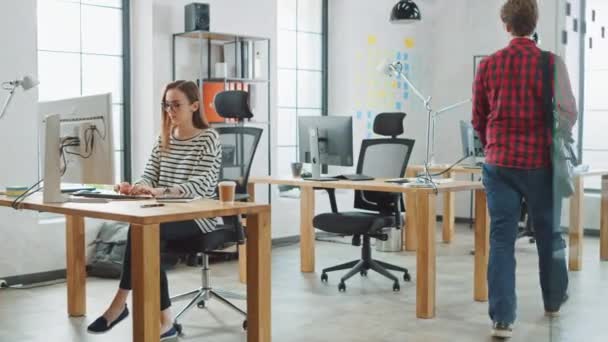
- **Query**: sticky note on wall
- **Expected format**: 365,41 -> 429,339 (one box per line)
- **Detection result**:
368,35 -> 377,45
404,38 -> 415,48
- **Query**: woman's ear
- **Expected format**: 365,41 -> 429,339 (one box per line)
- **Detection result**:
190,101 -> 200,113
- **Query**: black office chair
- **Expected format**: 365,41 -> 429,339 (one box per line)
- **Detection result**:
518,200 -> 535,243
169,90 -> 262,334
314,112 -> 415,292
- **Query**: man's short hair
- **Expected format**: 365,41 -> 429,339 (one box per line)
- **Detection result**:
500,0 -> 539,37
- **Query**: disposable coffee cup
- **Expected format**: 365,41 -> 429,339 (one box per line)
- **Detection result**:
218,181 -> 236,204
291,162 -> 303,178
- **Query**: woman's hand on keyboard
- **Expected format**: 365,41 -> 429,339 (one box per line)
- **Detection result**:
114,182 -> 133,194
130,184 -> 154,196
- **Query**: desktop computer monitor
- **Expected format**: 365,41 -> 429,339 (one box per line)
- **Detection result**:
298,116 -> 353,178
38,93 -> 115,203
460,120 -> 485,166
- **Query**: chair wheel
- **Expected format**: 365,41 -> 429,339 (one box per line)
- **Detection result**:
243,320 -> 247,331
321,273 -> 328,282
338,282 -> 346,292
360,270 -> 368,277
393,282 -> 400,292
173,323 -> 183,335
197,300 -> 206,309
403,272 -> 411,282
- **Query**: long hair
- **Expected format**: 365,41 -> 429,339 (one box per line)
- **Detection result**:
160,80 -> 210,151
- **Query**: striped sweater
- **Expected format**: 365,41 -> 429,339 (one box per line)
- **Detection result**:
136,129 -> 222,233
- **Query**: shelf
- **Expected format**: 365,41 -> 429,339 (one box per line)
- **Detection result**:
174,30 -> 269,43
203,77 -> 270,84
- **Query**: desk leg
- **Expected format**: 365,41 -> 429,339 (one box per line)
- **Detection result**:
442,172 -> 455,244
66,215 -> 86,316
416,191 -> 436,319
474,190 -> 489,302
404,169 -> 418,251
601,175 -> 608,261
239,183 -> 258,284
569,177 -> 584,271
300,187 -> 315,273
246,210 -> 272,342
131,224 -> 160,342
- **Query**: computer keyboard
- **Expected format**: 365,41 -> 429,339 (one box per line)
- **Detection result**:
71,191 -> 153,200
336,174 -> 374,181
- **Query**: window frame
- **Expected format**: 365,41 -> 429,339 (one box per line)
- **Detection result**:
36,0 -> 131,182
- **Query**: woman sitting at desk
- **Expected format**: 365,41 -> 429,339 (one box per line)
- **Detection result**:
87,80 -> 221,340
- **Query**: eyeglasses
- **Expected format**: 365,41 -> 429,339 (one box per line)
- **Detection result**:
161,102 -> 184,112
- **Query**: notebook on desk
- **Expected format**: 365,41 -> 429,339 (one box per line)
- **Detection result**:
301,174 -> 374,182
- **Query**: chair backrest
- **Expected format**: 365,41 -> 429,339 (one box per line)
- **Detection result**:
354,138 -> 415,213
215,126 -> 263,195
354,112 -> 414,213
214,90 -> 254,120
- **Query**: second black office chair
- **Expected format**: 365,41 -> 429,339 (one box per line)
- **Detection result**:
313,112 -> 415,292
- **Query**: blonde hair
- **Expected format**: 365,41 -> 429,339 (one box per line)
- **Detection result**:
500,0 -> 539,37
160,80 -> 210,151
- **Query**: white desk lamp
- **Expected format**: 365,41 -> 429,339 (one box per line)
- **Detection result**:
378,60 -> 471,188
0,75 -> 39,120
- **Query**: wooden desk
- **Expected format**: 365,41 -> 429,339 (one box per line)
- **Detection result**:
248,176 -> 487,319
406,165 -> 481,249
0,194 -> 271,342
568,170 -> 608,270
409,165 -> 608,271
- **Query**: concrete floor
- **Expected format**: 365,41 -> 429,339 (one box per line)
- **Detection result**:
1,224 -> 608,342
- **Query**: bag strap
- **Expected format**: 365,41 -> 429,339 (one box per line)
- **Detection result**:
540,51 -> 554,134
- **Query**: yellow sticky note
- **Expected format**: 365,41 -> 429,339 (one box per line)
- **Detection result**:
404,38 -> 415,49
391,80 -> 398,89
368,35 -> 377,45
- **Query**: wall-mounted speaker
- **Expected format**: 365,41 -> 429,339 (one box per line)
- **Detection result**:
185,3 -> 210,32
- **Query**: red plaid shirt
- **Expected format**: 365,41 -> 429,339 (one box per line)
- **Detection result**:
472,38 -> 577,169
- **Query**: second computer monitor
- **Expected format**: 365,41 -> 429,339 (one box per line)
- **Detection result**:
460,120 -> 485,165
298,116 -> 354,169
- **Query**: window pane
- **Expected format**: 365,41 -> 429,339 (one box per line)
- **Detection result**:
278,0 -> 296,30
278,30 -> 297,69
585,69 -> 608,109
277,146 -> 297,176
81,5 -> 123,55
114,151 -> 123,182
37,0 -> 80,52
277,109 -> 297,146
297,109 -> 322,117
278,69 -> 296,107
297,32 -> 322,70
582,150 -> 608,189
82,54 -> 123,103
297,70 -> 322,108
297,0 -> 323,33
81,0 -> 122,8
583,110 -> 608,150
112,104 -> 123,151
37,51 -> 81,101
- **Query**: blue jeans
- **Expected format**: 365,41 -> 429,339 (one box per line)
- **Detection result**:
482,164 -> 568,324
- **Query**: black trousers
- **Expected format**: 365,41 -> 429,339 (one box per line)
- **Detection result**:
119,220 -> 202,311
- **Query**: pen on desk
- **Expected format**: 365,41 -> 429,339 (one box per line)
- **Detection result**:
140,203 -> 165,208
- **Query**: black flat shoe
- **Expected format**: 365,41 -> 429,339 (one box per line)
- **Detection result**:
87,305 -> 129,334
